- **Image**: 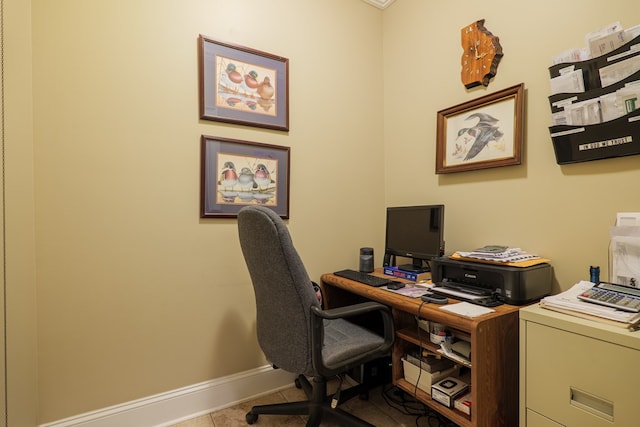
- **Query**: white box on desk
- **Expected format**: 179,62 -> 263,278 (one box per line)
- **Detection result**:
402,359 -> 457,395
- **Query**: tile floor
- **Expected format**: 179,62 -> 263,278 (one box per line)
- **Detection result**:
169,380 -> 460,427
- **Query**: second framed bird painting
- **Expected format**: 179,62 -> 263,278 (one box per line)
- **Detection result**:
200,136 -> 290,218
436,83 -> 524,174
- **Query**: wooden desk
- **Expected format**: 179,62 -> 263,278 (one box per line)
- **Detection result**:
321,270 -> 520,427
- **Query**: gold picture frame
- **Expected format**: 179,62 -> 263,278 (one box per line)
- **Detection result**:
436,83 -> 524,174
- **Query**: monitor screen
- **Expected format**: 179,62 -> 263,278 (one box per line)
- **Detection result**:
384,205 -> 444,272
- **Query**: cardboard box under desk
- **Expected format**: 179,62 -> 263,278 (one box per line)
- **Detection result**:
402,359 -> 458,395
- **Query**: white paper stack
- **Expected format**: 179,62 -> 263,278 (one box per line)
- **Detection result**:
456,246 -> 540,263
540,281 -> 640,330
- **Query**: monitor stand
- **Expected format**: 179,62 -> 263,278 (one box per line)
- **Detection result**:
397,259 -> 430,273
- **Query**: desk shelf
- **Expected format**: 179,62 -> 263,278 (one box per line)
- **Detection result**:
395,328 -> 472,426
320,272 -> 521,427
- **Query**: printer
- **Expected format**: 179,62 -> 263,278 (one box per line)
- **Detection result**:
430,257 -> 552,305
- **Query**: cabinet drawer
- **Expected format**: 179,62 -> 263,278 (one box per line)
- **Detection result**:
526,322 -> 638,426
527,409 -> 564,427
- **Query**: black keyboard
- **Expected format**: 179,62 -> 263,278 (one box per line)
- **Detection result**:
333,269 -> 393,287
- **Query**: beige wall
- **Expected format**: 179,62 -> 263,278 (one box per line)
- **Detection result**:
4,0 -> 639,424
4,0 -> 38,426
383,0 -> 640,290
31,0 -> 385,423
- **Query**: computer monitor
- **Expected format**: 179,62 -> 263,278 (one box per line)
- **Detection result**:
384,205 -> 444,272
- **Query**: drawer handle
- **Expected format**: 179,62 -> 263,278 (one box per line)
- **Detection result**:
570,387 -> 613,421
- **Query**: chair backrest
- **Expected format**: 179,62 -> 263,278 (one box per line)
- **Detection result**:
237,206 -> 320,376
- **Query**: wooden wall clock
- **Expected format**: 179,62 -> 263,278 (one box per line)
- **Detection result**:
461,19 -> 503,89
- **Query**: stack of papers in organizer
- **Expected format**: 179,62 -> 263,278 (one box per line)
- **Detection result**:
456,246 -> 540,263
540,281 -> 640,330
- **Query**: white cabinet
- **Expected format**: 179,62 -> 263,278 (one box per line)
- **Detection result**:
520,305 -> 640,427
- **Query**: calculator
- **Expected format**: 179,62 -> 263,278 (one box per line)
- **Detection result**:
577,281 -> 640,312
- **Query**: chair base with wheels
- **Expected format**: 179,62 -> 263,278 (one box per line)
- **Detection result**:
246,374 -> 374,427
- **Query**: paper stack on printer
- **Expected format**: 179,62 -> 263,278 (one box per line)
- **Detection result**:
540,281 -> 640,330
456,245 -> 540,263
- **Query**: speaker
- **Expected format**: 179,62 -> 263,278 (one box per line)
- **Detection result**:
359,247 -> 374,273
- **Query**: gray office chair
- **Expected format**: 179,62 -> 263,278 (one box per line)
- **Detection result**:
237,206 -> 394,427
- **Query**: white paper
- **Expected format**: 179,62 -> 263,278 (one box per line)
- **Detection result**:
439,302 -> 495,318
438,341 -> 472,367
589,30 -> 626,58
563,98 -> 601,125
617,212 -> 640,226
599,92 -> 621,122
610,226 -> 640,287
585,21 -> 623,48
541,281 -> 640,323
625,24 -> 640,40
383,283 -> 433,298
599,55 -> 640,87
550,69 -> 585,95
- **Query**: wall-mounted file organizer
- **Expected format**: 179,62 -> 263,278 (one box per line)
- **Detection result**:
547,33 -> 640,164
549,109 -> 640,164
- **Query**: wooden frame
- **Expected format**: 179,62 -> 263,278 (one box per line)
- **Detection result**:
436,83 -> 524,174
198,35 -> 289,131
200,136 -> 290,218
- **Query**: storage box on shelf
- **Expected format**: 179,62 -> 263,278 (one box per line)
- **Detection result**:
401,358 -> 458,395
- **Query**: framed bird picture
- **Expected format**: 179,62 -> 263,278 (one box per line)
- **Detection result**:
436,83 -> 524,174
198,35 -> 289,131
200,136 -> 290,218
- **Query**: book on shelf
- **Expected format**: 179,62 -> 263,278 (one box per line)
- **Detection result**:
454,390 -> 472,415
539,281 -> 640,330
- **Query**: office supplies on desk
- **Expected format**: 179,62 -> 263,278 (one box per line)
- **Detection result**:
577,281 -> 640,312
387,281 -> 405,290
540,281 -> 640,330
610,225 -> 640,287
456,246 -> 540,263
333,269 -> 392,287
421,292 -> 448,304
384,283 -> 431,298
440,302 -> 496,318
383,266 -> 430,282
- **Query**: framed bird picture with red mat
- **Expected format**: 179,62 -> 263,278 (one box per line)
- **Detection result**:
198,35 -> 289,131
436,83 -> 524,174
200,136 -> 290,218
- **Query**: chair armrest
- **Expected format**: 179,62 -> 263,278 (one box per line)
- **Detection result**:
311,301 -> 390,320
310,302 -> 394,344
310,302 -> 395,376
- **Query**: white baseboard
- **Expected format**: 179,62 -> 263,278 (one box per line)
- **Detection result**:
39,365 -> 298,427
